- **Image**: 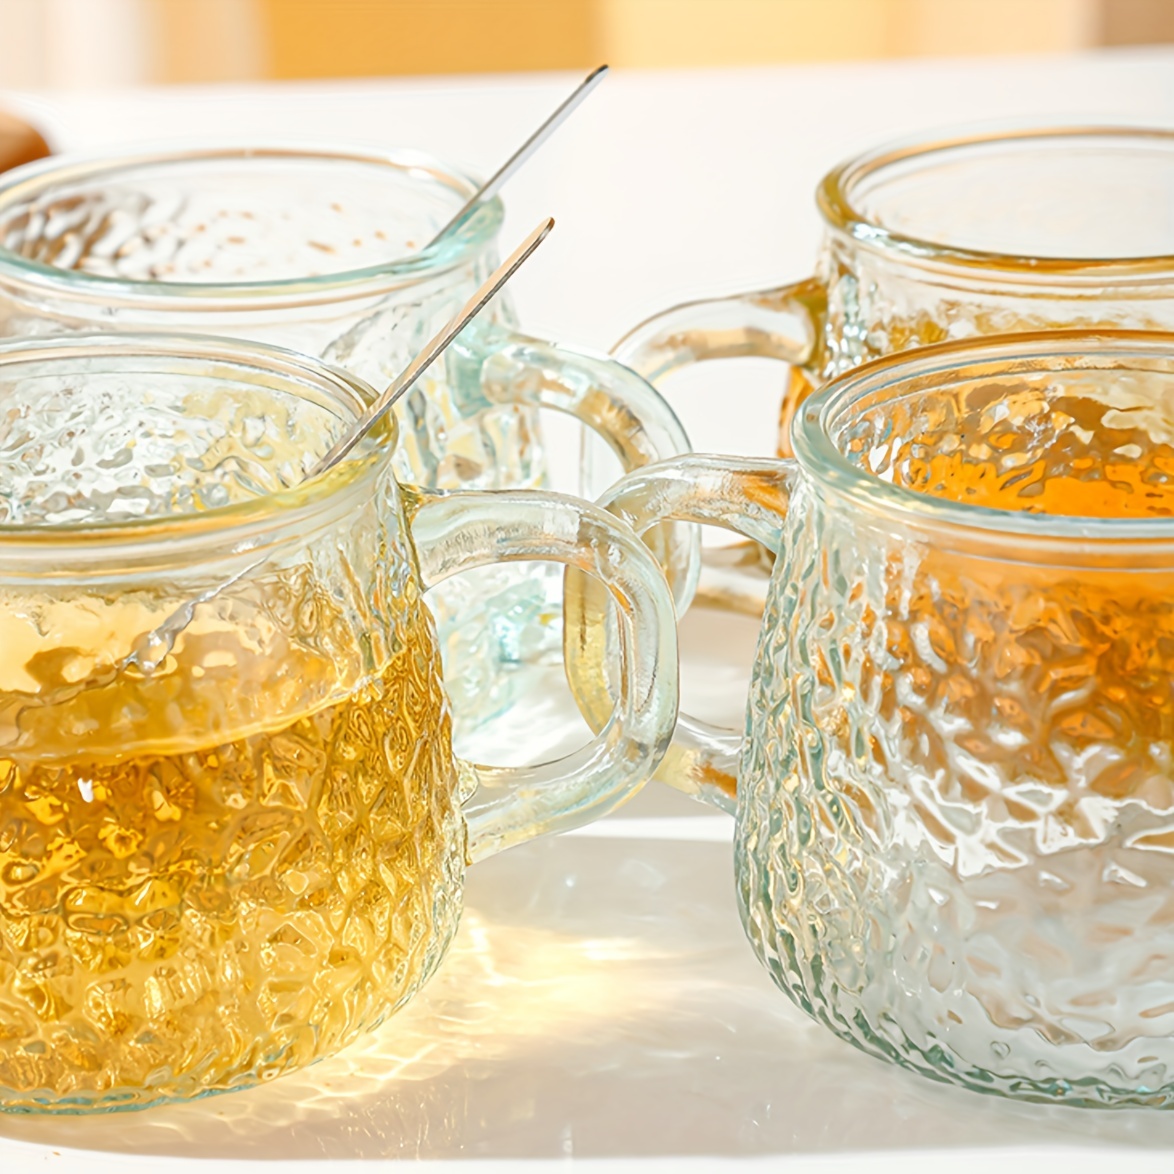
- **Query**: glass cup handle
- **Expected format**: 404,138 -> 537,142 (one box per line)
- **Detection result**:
606,278 -> 823,617
473,321 -> 701,613
564,454 -> 794,813
405,486 -> 679,862
610,275 -> 827,394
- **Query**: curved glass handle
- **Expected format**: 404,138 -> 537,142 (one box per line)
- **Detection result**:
608,278 -> 824,617
564,454 -> 793,812
406,487 -> 679,862
611,276 -> 826,388
471,320 -> 700,612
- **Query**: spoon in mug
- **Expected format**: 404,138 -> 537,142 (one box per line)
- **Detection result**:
116,63 -> 608,674
124,216 -> 556,675
311,216 -> 554,475
423,64 -> 608,251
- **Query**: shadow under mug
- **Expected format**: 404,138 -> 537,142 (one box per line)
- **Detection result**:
606,125 -> 1174,613
569,329 -> 1174,1107
0,333 -> 678,1113
0,143 -> 692,739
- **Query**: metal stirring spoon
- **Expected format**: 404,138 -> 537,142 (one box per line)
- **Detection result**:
128,217 -> 555,675
42,70 -> 607,689
311,216 -> 553,475
423,64 -> 608,251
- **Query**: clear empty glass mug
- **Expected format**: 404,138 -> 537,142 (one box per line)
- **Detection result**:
569,329 -> 1174,1106
607,125 -> 1174,611
0,144 -> 689,738
0,333 -> 678,1113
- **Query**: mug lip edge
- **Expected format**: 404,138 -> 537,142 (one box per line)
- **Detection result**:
794,327 -> 1174,547
0,139 -> 503,308
0,330 -> 398,562
816,122 -> 1174,280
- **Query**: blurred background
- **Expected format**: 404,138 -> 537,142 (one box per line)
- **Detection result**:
0,0 -> 1172,88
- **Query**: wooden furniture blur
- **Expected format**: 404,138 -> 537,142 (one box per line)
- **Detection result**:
252,0 -> 1102,75
257,0 -> 598,78
251,0 -> 1174,77
598,0 -> 1099,67
1101,0 -> 1174,45
0,112 -> 49,173
3,0 -> 1173,88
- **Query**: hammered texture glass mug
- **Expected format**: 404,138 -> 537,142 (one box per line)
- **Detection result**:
569,330 -> 1174,1106
607,125 -> 1174,611
0,333 -> 678,1113
0,144 -> 689,738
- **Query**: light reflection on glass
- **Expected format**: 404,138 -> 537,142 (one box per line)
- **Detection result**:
6,832 -> 1174,1160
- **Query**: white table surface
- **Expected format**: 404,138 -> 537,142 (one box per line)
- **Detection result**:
6,47 -> 1174,1171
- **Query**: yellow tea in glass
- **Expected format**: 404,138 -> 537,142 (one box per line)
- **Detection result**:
0,334 -> 679,1112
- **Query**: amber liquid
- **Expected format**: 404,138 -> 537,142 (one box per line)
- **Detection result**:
0,588 -> 460,1110
858,382 -> 1174,846
893,387 -> 1174,519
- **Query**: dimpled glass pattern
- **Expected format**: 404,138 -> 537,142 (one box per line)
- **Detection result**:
788,131 -> 1174,450
607,131 -> 1174,624
780,222 -> 1174,466
0,149 -> 555,736
0,352 -> 464,1112
737,351 -> 1174,1106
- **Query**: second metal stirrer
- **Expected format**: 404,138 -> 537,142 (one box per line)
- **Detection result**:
130,217 -> 555,675
423,64 -> 607,250
122,63 -> 615,675
310,217 -> 553,476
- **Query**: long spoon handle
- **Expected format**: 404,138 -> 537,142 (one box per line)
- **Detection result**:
310,217 -> 555,478
424,64 -> 608,250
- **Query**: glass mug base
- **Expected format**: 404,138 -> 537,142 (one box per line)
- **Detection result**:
744,899 -> 1174,1110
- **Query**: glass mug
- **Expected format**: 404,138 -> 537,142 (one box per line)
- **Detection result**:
607,125 -> 1174,611
569,329 -> 1174,1107
0,144 -> 689,737
0,333 -> 678,1113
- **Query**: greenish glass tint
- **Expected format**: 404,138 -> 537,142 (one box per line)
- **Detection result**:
0,143 -> 692,742
0,333 -> 678,1113
604,125 -> 1174,613
568,329 -> 1174,1107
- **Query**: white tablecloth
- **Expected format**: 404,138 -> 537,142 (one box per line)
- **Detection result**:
4,48 -> 1174,1171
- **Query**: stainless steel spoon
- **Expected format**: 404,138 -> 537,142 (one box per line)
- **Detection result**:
424,64 -> 608,250
127,216 -> 555,675
311,216 -> 554,475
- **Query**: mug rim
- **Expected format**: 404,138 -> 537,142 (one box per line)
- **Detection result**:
794,327 -> 1174,544
0,141 -> 503,309
0,331 -> 396,562
817,124 -> 1174,280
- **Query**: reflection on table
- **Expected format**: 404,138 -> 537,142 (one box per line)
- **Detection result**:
8,787 -> 1174,1161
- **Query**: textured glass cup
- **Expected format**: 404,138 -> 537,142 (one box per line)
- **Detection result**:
0,334 -> 678,1113
0,144 -> 688,737
607,126 -> 1174,610
569,330 -> 1174,1106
